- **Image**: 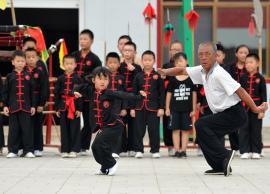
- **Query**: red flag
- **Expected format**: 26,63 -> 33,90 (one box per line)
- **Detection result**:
143,3 -> 156,23
25,27 -> 49,62
248,17 -> 256,37
185,10 -> 200,30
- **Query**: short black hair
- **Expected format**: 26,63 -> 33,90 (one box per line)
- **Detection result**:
124,41 -> 137,51
216,42 -> 225,53
173,52 -> 187,62
142,50 -> 155,60
118,35 -> 132,42
12,50 -> 25,60
92,66 -> 111,80
80,29 -> 94,40
25,48 -> 38,55
63,55 -> 76,63
23,37 -> 37,45
106,52 -> 120,62
246,53 -> 260,62
235,44 -> 249,53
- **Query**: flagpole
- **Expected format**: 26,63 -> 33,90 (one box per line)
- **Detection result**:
258,35 -> 262,73
148,0 -> 151,50
10,0 -> 17,25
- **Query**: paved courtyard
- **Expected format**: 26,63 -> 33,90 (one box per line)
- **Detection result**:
0,147 -> 269,194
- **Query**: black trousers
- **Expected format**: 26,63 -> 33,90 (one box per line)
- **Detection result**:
122,110 -> 135,152
80,101 -> 92,150
92,123 -> 123,170
228,131 -> 239,150
133,109 -> 160,153
0,115 -> 4,148
239,110 -> 262,154
32,113 -> 44,151
195,103 -> 247,171
8,111 -> 33,154
113,124 -> 127,154
60,111 -> 81,153
163,115 -> 173,147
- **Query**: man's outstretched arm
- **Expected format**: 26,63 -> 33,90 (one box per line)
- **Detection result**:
157,67 -> 188,77
236,87 -> 268,113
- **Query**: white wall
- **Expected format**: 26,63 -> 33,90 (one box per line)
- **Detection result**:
84,0 -> 157,64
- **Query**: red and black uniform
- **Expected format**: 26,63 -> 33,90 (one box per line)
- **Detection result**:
71,50 -> 102,151
3,70 -> 35,154
239,72 -> 267,154
118,62 -> 142,152
54,73 -> 83,153
36,60 -> 50,98
108,73 -> 128,154
108,72 -> 127,113
197,85 -> 212,117
132,70 -> 165,153
226,63 -> 247,83
0,75 -> 4,149
25,65 -> 49,152
225,63 -> 247,150
76,83 -> 141,171
162,62 -> 174,148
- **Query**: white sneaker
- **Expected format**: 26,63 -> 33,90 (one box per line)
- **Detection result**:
128,151 -> 136,157
69,152 -> 77,158
6,152 -> 17,158
108,163 -> 118,176
240,153 -> 251,159
61,152 -> 69,158
25,152 -> 35,158
135,152 -> 143,159
197,148 -> 203,156
261,150 -> 265,157
251,153 -> 261,159
34,150 -> 43,157
112,153 -> 120,159
18,149 -> 23,156
80,150 -> 88,156
119,152 -> 128,157
152,152 -> 161,158
95,169 -> 108,175
168,148 -> 174,157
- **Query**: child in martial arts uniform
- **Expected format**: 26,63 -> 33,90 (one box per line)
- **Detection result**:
105,52 -> 127,158
118,41 -> 142,156
74,67 -> 145,175
165,52 -> 196,158
239,53 -> 267,159
54,55 -> 83,158
131,50 -> 165,159
71,29 -> 102,155
225,44 -> 250,151
22,37 -> 48,76
25,48 -> 49,157
3,51 -> 36,158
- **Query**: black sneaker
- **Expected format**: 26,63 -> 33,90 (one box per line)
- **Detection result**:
223,150 -> 235,177
204,167 -> 232,175
173,151 -> 180,157
178,151 -> 187,158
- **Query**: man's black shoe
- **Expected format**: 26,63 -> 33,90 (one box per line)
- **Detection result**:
204,167 -> 232,175
223,150 -> 235,177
